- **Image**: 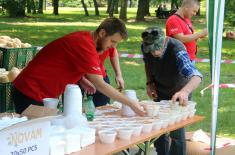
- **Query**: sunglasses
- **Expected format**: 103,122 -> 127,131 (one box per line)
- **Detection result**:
141,30 -> 160,39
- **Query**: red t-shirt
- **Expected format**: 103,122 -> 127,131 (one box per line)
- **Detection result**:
166,14 -> 196,60
99,48 -> 116,77
13,31 -> 102,102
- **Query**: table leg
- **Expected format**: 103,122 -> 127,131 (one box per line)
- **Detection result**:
122,149 -> 131,155
136,135 -> 160,155
136,143 -> 145,155
144,141 -> 150,155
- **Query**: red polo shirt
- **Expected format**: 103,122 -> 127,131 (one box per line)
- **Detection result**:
13,31 -> 102,102
99,48 -> 116,77
166,14 -> 196,60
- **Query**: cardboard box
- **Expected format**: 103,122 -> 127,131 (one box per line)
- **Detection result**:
186,132 -> 235,155
22,104 -> 58,119
0,105 -> 58,155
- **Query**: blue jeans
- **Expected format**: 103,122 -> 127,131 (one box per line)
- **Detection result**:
154,128 -> 186,155
92,75 -> 110,107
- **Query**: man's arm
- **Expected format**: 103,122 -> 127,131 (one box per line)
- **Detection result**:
110,49 -> 124,91
172,50 -> 203,105
173,28 -> 208,43
86,73 -> 145,116
78,76 -> 96,95
144,63 -> 157,99
172,76 -> 201,105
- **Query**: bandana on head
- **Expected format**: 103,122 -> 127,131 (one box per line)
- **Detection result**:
141,27 -> 165,53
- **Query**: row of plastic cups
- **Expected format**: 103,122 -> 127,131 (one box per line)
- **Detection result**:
98,126 -> 137,144
98,119 -> 168,144
170,101 -> 197,112
93,110 -> 196,134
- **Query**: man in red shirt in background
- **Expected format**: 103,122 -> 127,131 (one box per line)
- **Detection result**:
80,47 -> 125,107
166,0 -> 208,63
13,17 -> 145,116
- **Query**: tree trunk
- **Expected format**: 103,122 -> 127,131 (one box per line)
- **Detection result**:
109,0 -> 114,17
53,0 -> 59,15
114,0 -> 119,14
93,0 -> 99,16
18,0 -> 27,17
31,0 -> 36,14
38,0 -> 43,13
81,0 -> 89,16
129,0 -> 132,8
196,0 -> 201,16
106,0 -> 112,13
144,0 -> 150,16
119,0 -> 127,21
27,0 -> 31,13
136,0 -> 147,21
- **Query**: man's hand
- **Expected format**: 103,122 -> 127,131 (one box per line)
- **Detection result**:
146,83 -> 157,99
115,75 -> 125,91
199,28 -> 208,38
171,90 -> 189,106
129,101 -> 146,116
78,77 -> 96,95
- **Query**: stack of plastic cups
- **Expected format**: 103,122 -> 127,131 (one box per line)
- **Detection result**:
63,84 -> 82,116
63,84 -> 87,129
122,90 -> 138,117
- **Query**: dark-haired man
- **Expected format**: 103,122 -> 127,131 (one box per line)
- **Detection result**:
13,18 -> 145,116
141,27 -> 202,155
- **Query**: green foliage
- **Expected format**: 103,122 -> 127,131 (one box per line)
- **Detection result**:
61,0 -> 81,7
225,0 -> 235,26
1,0 -> 26,17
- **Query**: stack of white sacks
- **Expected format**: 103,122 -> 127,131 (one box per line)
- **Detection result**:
49,84 -> 95,155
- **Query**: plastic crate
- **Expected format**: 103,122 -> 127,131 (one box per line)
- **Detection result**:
0,46 -> 37,70
0,83 -> 14,112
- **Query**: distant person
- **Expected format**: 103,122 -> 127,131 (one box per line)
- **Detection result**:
156,4 -> 164,19
12,17 -> 145,116
163,4 -> 167,11
166,0 -> 208,63
141,27 -> 202,155
80,47 -> 124,107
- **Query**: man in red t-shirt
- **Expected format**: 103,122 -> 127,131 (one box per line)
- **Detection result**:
13,18 -> 145,116
79,47 -> 125,107
166,0 -> 208,61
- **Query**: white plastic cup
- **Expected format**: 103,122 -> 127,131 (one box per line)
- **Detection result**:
124,90 -> 137,100
43,98 -> 59,109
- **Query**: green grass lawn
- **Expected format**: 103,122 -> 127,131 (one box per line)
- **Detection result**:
0,7 -> 235,138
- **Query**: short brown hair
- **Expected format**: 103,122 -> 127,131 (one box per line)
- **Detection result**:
181,0 -> 199,7
95,17 -> 128,40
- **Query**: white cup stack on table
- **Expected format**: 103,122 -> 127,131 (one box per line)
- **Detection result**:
121,89 -> 138,117
43,98 -> 59,109
63,84 -> 83,116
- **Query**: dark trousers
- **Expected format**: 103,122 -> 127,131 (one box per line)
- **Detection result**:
13,86 -> 42,114
154,128 -> 186,155
81,75 -> 110,107
154,98 -> 186,155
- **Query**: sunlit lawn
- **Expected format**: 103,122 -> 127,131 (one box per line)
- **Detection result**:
0,7 -> 235,138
